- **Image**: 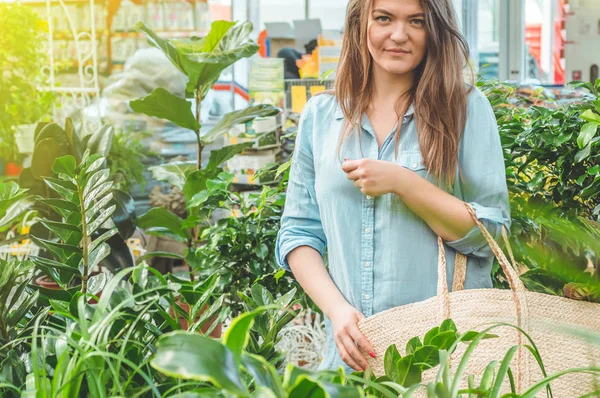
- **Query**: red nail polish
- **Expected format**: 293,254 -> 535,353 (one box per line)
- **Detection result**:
369,352 -> 376,359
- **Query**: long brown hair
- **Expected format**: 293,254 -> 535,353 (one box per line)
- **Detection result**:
335,0 -> 473,187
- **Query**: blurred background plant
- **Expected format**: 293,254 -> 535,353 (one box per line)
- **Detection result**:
0,3 -> 54,166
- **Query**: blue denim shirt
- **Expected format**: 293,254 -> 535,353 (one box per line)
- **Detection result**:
275,87 -> 510,372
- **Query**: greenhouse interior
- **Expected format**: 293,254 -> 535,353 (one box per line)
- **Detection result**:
1,0 -> 600,396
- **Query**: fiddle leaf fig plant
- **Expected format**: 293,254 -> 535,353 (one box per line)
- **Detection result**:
129,20 -> 279,170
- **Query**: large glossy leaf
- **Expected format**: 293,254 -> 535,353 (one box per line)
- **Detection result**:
44,177 -> 77,201
40,220 -> 81,243
581,109 -> 600,123
241,353 -> 284,396
412,345 -> 440,371
136,207 -> 189,241
149,161 -> 197,190
88,228 -> 118,255
32,138 -> 69,180
85,192 -> 114,223
86,125 -> 114,157
134,21 -> 187,74
83,181 -> 114,209
64,118 -> 85,160
96,228 -> 134,272
577,122 -> 599,149
87,272 -> 107,296
223,308 -> 264,366
0,196 -> 35,230
130,87 -> 200,131
206,142 -> 254,171
203,105 -> 280,144
287,377 -> 327,398
35,123 -> 67,145
52,155 -> 77,177
384,344 -> 402,381
184,22 -> 259,93
395,356 -> 421,387
151,331 -> 248,395
430,331 -> 457,351
109,190 -> 137,239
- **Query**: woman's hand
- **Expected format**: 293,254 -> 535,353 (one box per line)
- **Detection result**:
329,303 -> 376,371
342,158 -> 405,197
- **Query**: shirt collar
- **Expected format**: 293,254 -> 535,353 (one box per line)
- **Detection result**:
334,103 -> 415,121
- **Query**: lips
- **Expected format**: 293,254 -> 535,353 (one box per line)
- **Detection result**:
386,49 -> 410,54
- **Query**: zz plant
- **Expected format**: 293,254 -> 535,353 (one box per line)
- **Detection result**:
30,152 -> 120,296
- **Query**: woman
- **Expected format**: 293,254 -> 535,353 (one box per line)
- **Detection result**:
275,0 -> 510,372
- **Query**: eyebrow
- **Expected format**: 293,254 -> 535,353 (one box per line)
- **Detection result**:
372,9 -> 426,18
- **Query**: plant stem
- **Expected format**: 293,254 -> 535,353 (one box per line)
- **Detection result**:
77,179 -> 89,294
196,90 -> 203,171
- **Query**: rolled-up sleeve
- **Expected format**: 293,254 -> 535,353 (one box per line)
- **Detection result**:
445,88 -> 511,258
275,98 -> 327,271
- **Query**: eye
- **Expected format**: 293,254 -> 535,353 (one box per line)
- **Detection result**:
375,15 -> 391,23
411,18 -> 425,27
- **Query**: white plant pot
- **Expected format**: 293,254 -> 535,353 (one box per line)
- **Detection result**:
14,124 -> 36,154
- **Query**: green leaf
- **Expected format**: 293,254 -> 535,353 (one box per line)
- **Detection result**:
254,243 -> 269,260
83,169 -> 110,198
88,229 -> 118,256
423,326 -> 439,346
85,193 -> 114,224
86,242 -> 110,272
384,344 -> 402,380
581,109 -> 600,123
83,181 -> 114,209
405,337 -> 422,355
134,21 -> 188,75
87,205 -> 116,236
151,331 -> 248,395
577,122 -> 599,149
149,161 -> 197,190
589,165 -> 600,175
84,156 -> 105,175
460,331 -> 498,342
430,331 -> 458,351
182,21 -> 256,92
412,345 -> 440,371
130,87 -> 200,131
87,272 -> 107,296
206,142 -> 254,170
395,356 -> 421,387
241,353 -> 285,396
439,319 -> 457,333
137,207 -> 189,240
40,220 -> 81,243
32,138 -> 69,179
478,360 -> 498,391
86,125 -> 114,157
575,144 -> 591,163
52,155 -> 77,176
203,105 -> 280,144
44,177 -> 77,200
223,308 -> 265,366
287,377 -> 328,398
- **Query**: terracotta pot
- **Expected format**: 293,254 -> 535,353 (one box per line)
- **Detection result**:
35,275 -> 60,290
170,299 -> 223,338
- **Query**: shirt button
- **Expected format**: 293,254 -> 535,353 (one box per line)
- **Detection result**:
365,227 -> 372,234
363,261 -> 371,267
411,162 -> 419,169
366,195 -> 372,200
364,294 -> 371,300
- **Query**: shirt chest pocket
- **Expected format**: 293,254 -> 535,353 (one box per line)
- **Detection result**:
387,151 -> 429,212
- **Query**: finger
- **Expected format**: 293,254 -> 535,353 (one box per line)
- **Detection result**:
341,159 -> 360,173
348,325 -> 376,359
345,170 -> 360,181
342,335 -> 369,370
336,337 -> 364,371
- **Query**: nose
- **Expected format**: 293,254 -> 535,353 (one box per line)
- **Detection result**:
389,22 -> 409,43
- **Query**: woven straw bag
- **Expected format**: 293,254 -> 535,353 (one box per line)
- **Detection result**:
358,203 -> 600,397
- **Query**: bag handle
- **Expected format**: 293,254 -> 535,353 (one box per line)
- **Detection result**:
436,203 -> 525,299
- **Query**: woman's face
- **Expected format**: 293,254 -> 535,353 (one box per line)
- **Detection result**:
367,0 -> 428,78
